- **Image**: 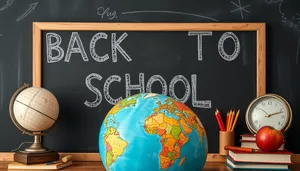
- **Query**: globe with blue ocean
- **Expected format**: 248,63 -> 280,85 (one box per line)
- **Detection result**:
98,93 -> 208,171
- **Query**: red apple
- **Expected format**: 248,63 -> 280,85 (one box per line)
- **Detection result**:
256,126 -> 284,152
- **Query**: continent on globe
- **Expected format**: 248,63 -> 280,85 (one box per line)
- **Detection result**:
104,94 -> 140,126
104,127 -> 128,170
99,93 -> 208,171
179,157 -> 186,166
144,97 -> 205,170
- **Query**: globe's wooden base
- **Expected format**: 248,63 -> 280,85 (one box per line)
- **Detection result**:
14,151 -> 59,164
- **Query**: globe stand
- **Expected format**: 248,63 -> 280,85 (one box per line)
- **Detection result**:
9,84 -> 59,164
24,135 -> 49,153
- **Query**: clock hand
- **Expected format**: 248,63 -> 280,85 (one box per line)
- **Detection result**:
257,107 -> 270,117
268,111 -> 283,117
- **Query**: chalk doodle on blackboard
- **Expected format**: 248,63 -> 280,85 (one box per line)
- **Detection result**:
0,0 -> 14,11
230,0 -> 250,19
265,0 -> 300,31
121,11 -> 218,22
16,2 -> 38,21
296,37 -> 300,64
97,7 -> 118,20
283,13 -> 300,31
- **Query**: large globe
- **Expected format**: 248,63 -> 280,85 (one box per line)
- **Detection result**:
99,93 -> 208,171
12,87 -> 59,132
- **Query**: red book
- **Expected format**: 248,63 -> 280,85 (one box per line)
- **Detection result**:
228,149 -> 293,164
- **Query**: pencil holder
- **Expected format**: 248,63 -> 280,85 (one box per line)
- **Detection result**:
219,131 -> 234,155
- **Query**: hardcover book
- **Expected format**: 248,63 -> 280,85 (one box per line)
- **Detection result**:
240,140 -> 285,150
228,150 -> 293,164
226,156 -> 291,170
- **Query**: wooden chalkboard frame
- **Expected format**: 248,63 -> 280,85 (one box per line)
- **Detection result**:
31,22 -> 266,162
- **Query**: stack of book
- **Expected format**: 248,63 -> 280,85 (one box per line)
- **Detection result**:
225,134 -> 293,170
240,134 -> 285,150
226,149 -> 293,170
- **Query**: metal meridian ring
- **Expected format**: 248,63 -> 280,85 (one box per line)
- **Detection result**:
9,83 -> 56,136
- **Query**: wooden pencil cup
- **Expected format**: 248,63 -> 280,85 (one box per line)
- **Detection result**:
219,131 -> 234,155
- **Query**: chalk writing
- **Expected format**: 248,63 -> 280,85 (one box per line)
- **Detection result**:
265,0 -> 300,31
16,2 -> 38,21
90,33 -> 109,62
84,73 -> 102,108
46,32 -> 241,63
104,75 -> 122,105
122,11 -> 218,22
84,73 -> 212,109
125,73 -> 145,97
188,32 -> 213,61
297,37 -> 300,64
0,0 -> 14,11
112,33 -> 131,62
230,0 -> 250,19
146,75 -> 168,95
46,33 -> 64,63
191,75 -> 211,108
65,32 -> 88,62
188,31 -> 240,61
97,7 -> 118,20
169,75 -> 190,103
46,32 -> 132,63
218,32 -> 240,61
45,31 -> 246,109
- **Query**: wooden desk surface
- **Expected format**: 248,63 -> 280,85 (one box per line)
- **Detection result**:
0,162 -> 300,171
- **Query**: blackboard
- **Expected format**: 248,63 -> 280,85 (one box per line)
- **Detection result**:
32,23 -> 265,153
0,0 -> 299,156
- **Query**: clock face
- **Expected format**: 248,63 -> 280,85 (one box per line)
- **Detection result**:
246,94 -> 292,134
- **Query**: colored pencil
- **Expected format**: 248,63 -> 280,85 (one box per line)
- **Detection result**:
224,145 -> 258,152
226,112 -> 229,131
217,109 -> 225,131
229,110 -> 235,132
227,110 -> 233,131
215,110 -> 223,131
231,110 -> 240,132
215,109 -> 225,131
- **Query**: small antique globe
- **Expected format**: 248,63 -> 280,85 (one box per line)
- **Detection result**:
9,83 -> 59,152
98,93 -> 208,171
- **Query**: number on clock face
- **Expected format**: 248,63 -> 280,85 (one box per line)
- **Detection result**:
249,97 -> 287,131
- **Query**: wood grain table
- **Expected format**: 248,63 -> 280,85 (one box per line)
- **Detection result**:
1,162 -> 300,171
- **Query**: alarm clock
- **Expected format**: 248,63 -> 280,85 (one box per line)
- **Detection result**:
245,94 -> 292,134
